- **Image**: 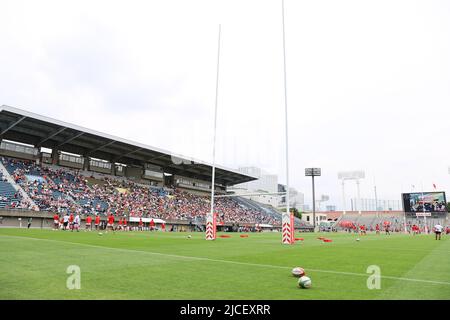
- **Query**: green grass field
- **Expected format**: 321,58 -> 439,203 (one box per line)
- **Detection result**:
0,228 -> 449,300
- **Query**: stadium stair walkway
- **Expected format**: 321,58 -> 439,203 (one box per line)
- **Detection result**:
0,161 -> 38,210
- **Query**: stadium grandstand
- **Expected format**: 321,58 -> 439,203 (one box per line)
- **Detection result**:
0,105 -> 312,231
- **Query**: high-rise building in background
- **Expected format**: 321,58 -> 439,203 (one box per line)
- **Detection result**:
229,167 -> 304,209
277,184 -> 304,210
228,167 -> 279,207
236,167 -> 278,193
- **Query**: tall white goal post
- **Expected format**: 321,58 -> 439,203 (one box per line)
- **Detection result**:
281,0 -> 294,244
207,0 -> 295,244
206,24 -> 221,241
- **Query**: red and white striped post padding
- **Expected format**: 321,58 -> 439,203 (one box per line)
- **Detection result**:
206,222 -> 214,240
282,212 -> 295,244
290,213 -> 295,244
282,222 -> 292,244
213,213 -> 217,239
205,212 -> 216,241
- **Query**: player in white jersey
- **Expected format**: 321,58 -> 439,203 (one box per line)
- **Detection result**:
434,223 -> 443,240
63,213 -> 69,230
73,214 -> 80,232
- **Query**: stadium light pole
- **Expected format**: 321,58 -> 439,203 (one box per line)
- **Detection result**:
305,168 -> 321,231
341,180 -> 346,215
281,0 -> 292,244
356,179 -> 361,214
338,171 -> 365,214
206,24 -> 221,241
374,179 -> 378,218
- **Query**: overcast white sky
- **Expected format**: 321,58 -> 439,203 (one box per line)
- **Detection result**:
1,0 -> 449,209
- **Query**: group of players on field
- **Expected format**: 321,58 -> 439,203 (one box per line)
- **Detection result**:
52,211 -> 447,240
348,223 -> 395,235
53,213 -> 164,232
355,223 -> 447,240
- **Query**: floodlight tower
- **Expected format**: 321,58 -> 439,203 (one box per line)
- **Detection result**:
341,179 -> 346,215
356,180 -> 361,213
338,171 -> 366,214
305,168 -> 321,230
374,182 -> 379,218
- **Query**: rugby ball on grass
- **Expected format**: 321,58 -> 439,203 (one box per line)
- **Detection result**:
298,276 -> 312,289
291,267 -> 306,278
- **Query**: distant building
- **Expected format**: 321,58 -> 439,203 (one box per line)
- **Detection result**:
230,167 -> 305,209
289,188 -> 305,210
301,212 -> 327,225
236,167 -> 278,193
228,167 -> 279,206
278,184 -> 286,207
299,204 -> 310,212
278,184 -> 304,210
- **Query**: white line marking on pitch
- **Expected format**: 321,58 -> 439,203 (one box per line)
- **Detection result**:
1,234 -> 450,286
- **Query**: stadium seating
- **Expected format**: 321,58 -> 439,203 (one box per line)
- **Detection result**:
0,181 -> 21,208
0,157 -> 285,226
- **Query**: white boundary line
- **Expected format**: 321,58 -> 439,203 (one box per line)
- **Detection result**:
1,234 -> 450,286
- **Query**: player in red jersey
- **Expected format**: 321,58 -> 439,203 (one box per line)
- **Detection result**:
149,219 -> 155,231
375,223 -> 380,235
85,215 -> 92,231
359,225 -> 366,236
53,213 -> 59,230
69,213 -> 74,230
94,214 -> 100,230
107,213 -> 115,232
138,218 -> 143,231
385,223 -> 390,235
118,218 -> 123,231
123,217 -> 128,231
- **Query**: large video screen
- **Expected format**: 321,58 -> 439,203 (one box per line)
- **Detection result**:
402,192 -> 447,213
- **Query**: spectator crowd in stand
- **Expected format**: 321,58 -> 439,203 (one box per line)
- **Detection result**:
1,157 -> 280,225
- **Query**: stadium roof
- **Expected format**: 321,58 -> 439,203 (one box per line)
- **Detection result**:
0,105 -> 257,186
